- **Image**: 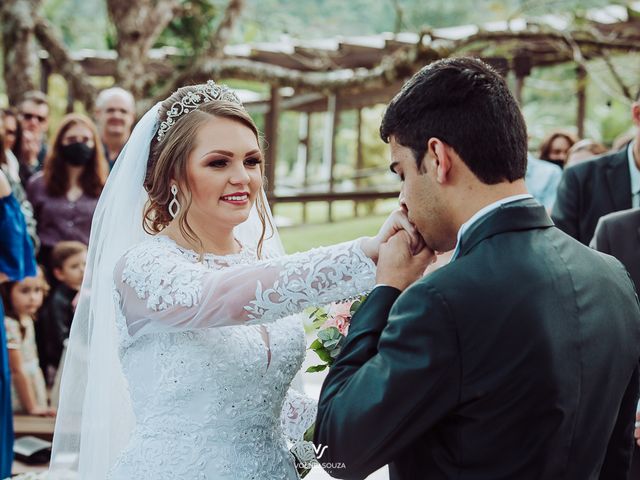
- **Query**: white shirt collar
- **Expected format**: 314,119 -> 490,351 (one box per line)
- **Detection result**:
627,141 -> 640,197
449,193 -> 533,262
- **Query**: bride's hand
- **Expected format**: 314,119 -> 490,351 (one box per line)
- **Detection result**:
361,208 -> 424,263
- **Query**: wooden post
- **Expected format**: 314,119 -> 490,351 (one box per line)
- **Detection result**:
264,86 -> 280,202
576,65 -> 587,139
66,85 -> 74,113
514,76 -> 525,106
513,54 -> 531,107
39,59 -> 51,94
323,93 -> 339,223
298,112 -> 311,224
354,108 -> 364,217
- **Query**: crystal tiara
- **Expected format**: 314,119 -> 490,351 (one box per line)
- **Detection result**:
156,80 -> 243,142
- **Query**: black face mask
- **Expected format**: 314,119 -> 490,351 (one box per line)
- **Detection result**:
61,142 -> 94,167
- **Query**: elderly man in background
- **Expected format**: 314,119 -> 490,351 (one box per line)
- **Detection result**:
94,87 -> 135,169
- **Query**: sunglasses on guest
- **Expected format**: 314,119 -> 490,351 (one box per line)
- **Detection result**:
21,112 -> 47,123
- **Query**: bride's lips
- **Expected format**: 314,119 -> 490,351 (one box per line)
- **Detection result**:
220,191 -> 250,205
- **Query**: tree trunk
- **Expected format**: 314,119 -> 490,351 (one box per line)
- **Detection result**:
1,0 -> 41,104
33,14 -> 97,111
152,0 -> 246,104
107,0 -> 182,99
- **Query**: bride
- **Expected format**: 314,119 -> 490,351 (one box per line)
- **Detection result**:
48,81 -> 419,479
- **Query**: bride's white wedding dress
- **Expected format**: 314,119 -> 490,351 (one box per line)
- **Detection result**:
106,235 -> 375,479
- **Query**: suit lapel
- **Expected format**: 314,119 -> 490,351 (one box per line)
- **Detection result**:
458,199 -> 554,258
605,149 -> 632,211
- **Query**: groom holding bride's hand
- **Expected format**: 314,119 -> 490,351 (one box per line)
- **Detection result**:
315,57 -> 640,480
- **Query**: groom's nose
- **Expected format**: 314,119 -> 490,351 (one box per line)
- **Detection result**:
399,190 -> 408,213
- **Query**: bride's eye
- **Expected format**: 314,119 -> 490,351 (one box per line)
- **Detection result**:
244,157 -> 262,167
208,159 -> 228,168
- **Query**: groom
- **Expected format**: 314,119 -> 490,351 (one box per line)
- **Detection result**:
314,57 -> 640,480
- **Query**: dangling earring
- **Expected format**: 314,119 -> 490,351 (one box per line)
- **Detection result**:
168,184 -> 180,219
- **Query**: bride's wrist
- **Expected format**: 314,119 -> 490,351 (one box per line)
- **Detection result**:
359,237 -> 379,263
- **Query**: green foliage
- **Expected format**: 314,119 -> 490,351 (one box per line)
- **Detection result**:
43,0 -> 108,49
14,0 -> 635,174
155,0 -> 221,55
278,203 -> 397,252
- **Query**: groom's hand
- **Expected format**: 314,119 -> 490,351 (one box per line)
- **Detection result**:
376,230 -> 435,291
361,208 -> 423,263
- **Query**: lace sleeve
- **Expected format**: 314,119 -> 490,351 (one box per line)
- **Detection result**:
114,238 -> 375,338
280,387 -> 317,442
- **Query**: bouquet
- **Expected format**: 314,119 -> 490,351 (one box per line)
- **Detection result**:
306,294 -> 367,373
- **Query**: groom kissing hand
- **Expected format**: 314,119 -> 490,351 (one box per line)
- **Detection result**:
376,230 -> 435,292
314,57 -> 640,480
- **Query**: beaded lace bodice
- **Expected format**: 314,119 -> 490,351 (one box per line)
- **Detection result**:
106,236 -> 375,479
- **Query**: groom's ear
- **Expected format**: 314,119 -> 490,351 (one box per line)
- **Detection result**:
427,138 -> 452,184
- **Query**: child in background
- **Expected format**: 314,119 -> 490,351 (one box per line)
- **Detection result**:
36,241 -> 86,385
0,267 -> 55,416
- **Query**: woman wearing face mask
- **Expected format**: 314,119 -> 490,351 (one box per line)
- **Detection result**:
26,114 -> 108,279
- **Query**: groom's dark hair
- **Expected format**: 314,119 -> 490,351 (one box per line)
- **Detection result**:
380,57 -> 528,184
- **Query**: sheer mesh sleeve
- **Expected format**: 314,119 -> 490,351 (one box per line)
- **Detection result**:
280,387 -> 317,442
114,238 -> 375,338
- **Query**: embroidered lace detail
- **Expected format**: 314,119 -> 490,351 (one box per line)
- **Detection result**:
107,236 -> 375,479
281,387 -> 317,442
246,243 -> 376,322
114,235 -> 375,336
121,241 -> 206,312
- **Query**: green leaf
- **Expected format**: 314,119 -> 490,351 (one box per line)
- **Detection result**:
329,347 -> 342,358
306,364 -> 327,373
316,348 -> 333,363
309,339 -> 323,350
350,300 -> 362,314
318,327 -> 341,342
303,424 -> 315,442
323,339 -> 340,349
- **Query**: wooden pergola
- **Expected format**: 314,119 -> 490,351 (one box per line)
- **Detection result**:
40,3 -> 640,222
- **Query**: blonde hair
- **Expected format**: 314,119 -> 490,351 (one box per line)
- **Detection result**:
143,85 -> 272,257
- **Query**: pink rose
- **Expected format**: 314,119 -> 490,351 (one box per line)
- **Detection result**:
323,302 -> 352,335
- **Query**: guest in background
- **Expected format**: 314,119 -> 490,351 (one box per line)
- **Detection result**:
94,87 -> 135,168
525,153 -> 562,212
26,114 -> 108,278
36,241 -> 86,385
613,131 -> 635,152
538,129 -> 578,169
0,169 -> 36,478
0,267 -> 54,416
552,90 -> 640,244
1,111 -> 39,253
591,207 -> 640,478
1,108 -> 21,183
565,138 -> 607,168
16,91 -> 50,183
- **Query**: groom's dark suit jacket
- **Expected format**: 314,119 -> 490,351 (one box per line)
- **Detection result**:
315,199 -> 640,480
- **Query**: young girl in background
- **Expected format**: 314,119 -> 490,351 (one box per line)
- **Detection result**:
0,267 -> 55,416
